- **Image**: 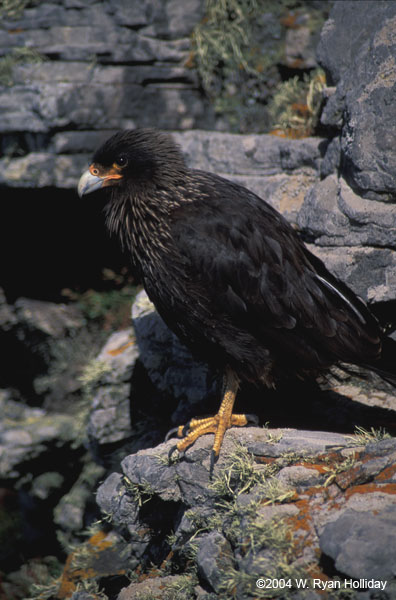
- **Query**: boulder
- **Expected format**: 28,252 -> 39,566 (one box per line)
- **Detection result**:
93,429 -> 396,598
318,1 -> 396,197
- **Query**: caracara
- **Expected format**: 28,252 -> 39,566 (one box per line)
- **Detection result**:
78,129 -> 394,470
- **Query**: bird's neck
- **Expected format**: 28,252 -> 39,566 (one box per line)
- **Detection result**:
106,186 -> 176,268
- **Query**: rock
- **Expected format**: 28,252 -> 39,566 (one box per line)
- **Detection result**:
284,19 -> 318,70
0,0 -> 214,187
317,1 -> 396,197
93,427 -> 396,598
117,575 -> 196,600
298,175 -> 396,249
14,297 -> 85,340
320,506 -> 396,580
196,531 -> 234,594
86,328 -> 137,442
2,297 -> 102,408
0,389 -> 78,480
297,174 -> 396,302
307,244 -> 396,304
132,290 -> 218,424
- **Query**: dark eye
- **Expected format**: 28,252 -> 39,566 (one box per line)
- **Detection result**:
115,154 -> 128,167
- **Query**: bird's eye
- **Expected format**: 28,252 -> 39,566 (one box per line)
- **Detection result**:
115,155 -> 128,168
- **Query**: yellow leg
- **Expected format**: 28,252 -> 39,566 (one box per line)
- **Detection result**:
168,368 -> 253,474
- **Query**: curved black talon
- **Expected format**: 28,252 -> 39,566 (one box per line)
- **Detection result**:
181,422 -> 191,437
168,444 -> 185,462
165,426 -> 180,442
168,444 -> 177,460
209,450 -> 219,480
245,413 -> 259,426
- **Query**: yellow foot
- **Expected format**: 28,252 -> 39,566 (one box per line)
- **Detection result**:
166,413 -> 257,476
166,367 -> 258,477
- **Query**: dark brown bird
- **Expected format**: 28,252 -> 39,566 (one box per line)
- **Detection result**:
78,128 -> 395,469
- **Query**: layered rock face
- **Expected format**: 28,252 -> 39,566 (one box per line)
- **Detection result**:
0,0 -> 213,188
1,1 -> 396,599
301,0 -> 396,304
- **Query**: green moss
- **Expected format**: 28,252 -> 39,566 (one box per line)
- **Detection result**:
76,288 -> 136,327
0,46 -> 45,86
162,574 -> 198,600
267,68 -> 326,137
191,0 -> 329,133
0,0 -> 31,19
209,441 -> 280,499
347,425 -> 392,446
123,476 -> 155,507
79,358 -> 112,392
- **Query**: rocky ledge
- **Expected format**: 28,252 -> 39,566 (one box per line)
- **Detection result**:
66,427 -> 396,600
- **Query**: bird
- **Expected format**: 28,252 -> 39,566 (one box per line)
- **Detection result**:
78,128 -> 395,471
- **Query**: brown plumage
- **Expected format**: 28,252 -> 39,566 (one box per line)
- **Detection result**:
78,128 -> 395,469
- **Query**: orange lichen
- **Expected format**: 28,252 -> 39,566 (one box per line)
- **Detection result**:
107,340 -> 134,356
280,13 -> 299,29
269,127 -> 312,139
57,531 -> 125,599
345,482 -> 396,499
373,463 -> 396,482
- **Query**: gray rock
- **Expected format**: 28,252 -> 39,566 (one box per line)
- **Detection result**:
246,428 -> 349,459
284,24 -> 318,70
132,290 -> 218,424
308,245 -> 396,304
173,130 -> 323,176
94,427 -> 396,598
14,297 -> 85,340
0,390 -> 78,479
276,465 -> 323,488
0,0 -> 215,170
30,471 -> 65,500
298,175 -> 396,248
297,174 -> 396,302
54,459 -> 105,533
87,328 -> 138,444
319,506 -> 396,580
196,531 -> 234,593
117,575 -> 195,600
320,135 -> 341,178
318,1 -> 396,196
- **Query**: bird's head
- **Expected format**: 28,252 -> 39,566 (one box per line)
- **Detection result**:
77,128 -> 187,198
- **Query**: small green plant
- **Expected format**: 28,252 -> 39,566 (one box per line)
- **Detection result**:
347,425 -> 392,447
191,0 -> 282,132
78,358 -> 112,393
0,0 -> 31,19
25,557 -> 63,600
267,68 -> 326,137
74,578 -> 108,599
123,476 -> 155,507
0,46 -> 45,86
191,0 -> 329,133
322,453 -> 357,487
209,442 -> 265,497
163,574 -> 198,600
218,512 -> 304,598
209,441 -> 280,498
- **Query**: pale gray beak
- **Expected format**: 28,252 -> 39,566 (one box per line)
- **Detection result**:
78,169 -> 104,197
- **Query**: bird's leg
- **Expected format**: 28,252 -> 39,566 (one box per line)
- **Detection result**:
168,368 -> 255,474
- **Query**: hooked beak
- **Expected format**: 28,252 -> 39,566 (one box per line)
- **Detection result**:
78,170 -> 103,197
77,165 -> 123,198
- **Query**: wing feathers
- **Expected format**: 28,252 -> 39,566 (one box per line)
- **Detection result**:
170,174 -> 381,370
